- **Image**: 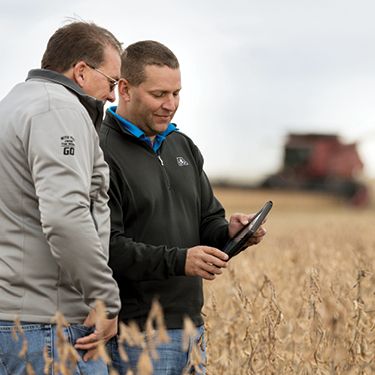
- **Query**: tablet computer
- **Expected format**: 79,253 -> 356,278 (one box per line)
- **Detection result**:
222,200 -> 273,258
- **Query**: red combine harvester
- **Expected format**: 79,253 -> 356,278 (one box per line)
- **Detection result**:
262,133 -> 369,206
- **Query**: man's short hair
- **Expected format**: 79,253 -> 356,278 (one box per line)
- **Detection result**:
41,21 -> 122,73
121,40 -> 179,86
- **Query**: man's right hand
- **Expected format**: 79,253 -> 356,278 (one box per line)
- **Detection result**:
185,246 -> 229,280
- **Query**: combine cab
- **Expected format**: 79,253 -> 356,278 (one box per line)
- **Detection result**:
262,133 -> 369,206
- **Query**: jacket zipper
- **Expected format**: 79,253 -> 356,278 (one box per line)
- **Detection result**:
157,154 -> 171,189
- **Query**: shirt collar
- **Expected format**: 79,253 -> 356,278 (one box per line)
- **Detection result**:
108,106 -> 178,152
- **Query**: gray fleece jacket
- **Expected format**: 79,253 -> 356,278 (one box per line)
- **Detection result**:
0,69 -> 120,323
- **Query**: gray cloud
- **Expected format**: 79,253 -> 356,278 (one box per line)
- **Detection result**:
1,0 -> 375,180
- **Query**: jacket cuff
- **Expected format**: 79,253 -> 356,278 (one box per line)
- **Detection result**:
175,248 -> 188,276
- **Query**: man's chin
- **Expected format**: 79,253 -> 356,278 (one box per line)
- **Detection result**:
154,122 -> 170,133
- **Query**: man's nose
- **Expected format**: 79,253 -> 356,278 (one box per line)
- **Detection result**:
162,95 -> 177,111
107,90 -> 116,103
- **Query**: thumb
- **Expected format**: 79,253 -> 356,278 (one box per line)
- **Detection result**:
83,313 -> 95,327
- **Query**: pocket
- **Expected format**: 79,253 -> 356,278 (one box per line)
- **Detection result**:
66,324 -> 95,346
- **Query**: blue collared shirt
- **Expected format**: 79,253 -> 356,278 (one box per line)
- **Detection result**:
108,106 -> 177,153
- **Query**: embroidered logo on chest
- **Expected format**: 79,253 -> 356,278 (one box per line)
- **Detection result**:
176,157 -> 189,167
61,136 -> 76,156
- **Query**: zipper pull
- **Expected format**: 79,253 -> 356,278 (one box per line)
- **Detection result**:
158,155 -> 164,166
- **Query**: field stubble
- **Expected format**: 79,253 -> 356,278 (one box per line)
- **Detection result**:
11,187 -> 375,374
204,187 -> 375,374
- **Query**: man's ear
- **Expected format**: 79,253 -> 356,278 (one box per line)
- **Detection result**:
71,61 -> 88,88
118,78 -> 131,101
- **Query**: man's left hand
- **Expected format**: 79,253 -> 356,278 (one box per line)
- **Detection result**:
228,213 -> 267,247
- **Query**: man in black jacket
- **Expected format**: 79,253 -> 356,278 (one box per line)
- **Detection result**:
99,40 -> 266,374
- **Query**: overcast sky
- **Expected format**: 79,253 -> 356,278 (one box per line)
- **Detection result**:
1,0 -> 375,182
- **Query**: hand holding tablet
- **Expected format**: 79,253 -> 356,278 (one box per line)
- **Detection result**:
223,201 -> 272,258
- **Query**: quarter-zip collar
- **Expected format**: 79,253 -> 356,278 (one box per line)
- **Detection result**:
107,106 -> 178,153
26,69 -> 105,130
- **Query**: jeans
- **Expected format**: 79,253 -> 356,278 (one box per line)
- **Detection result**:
0,320 -> 110,375
109,325 -> 206,375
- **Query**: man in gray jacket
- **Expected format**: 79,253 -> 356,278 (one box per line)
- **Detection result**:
0,21 -> 122,373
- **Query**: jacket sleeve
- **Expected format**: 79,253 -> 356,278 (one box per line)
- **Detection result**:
192,143 -> 230,248
25,107 -> 120,317
107,160 -> 187,282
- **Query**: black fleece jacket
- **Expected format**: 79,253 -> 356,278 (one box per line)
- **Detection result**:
99,110 -> 230,329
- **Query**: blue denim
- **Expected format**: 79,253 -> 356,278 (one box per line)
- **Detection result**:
109,325 -> 206,375
0,320 -> 110,375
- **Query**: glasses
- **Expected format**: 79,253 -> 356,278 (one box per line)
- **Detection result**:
86,63 -> 119,92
